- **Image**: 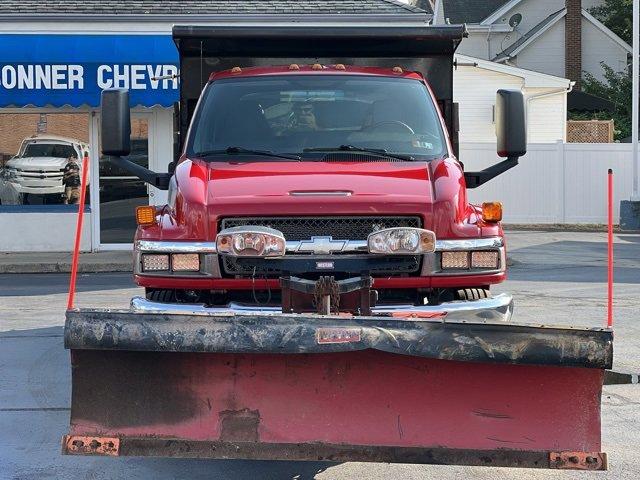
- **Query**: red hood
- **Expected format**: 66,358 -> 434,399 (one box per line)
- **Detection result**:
174,159 -> 435,238
147,157 -> 491,242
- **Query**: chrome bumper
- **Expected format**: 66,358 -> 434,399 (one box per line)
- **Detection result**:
134,236 -> 506,279
136,236 -> 504,256
130,293 -> 514,322
9,181 -> 64,195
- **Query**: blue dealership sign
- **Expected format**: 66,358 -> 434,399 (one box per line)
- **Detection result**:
0,34 -> 179,108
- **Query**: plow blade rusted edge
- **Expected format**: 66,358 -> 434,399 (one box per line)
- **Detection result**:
64,309 -> 613,369
61,437 -> 607,470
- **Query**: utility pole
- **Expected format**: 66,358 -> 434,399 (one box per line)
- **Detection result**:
632,0 -> 639,201
622,0 -> 640,228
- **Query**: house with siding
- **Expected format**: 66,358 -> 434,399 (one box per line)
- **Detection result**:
454,54 -> 571,143
433,0 -> 631,86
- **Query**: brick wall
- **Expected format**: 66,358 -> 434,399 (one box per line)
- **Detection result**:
131,118 -> 149,139
565,0 -> 582,89
0,113 -> 89,165
0,113 -> 149,166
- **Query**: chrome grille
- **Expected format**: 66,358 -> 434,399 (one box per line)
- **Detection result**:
222,256 -> 422,277
219,216 -> 423,277
220,216 -> 422,241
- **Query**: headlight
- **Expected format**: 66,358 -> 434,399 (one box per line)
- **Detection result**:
441,251 -> 500,270
171,253 -> 200,271
471,251 -> 500,269
441,251 -> 470,269
141,254 -> 170,272
216,226 -> 286,257
368,228 -> 436,254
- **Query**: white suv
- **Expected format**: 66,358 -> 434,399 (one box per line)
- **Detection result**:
3,135 -> 89,197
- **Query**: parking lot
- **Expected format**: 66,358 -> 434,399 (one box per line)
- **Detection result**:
1,230 -> 639,480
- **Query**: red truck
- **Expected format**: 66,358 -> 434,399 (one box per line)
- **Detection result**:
63,26 -> 612,470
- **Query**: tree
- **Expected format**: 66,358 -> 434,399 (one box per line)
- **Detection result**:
574,1 -> 632,141
574,63 -> 632,140
589,0 -> 632,45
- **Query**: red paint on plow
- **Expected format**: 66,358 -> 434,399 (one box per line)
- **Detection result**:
68,349 -> 603,454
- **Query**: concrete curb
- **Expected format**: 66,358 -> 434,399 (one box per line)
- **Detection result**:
0,251 -> 132,274
505,224 -> 640,233
0,262 -> 130,274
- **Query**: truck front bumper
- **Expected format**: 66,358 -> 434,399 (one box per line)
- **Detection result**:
130,292 -> 514,321
8,180 -> 64,195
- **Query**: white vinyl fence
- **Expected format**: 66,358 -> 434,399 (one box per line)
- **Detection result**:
461,142 -> 633,224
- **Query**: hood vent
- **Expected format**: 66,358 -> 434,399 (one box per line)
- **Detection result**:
321,153 -> 403,162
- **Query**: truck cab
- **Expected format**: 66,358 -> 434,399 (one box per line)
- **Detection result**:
122,62 -> 519,318
99,25 -> 525,318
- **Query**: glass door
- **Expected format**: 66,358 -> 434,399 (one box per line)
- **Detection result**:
95,113 -> 152,246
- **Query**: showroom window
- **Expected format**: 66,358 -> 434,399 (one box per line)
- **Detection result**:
98,116 -> 151,244
0,111 -> 91,207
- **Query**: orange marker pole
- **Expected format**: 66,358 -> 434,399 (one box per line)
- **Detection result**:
607,169 -> 614,329
67,151 -> 90,311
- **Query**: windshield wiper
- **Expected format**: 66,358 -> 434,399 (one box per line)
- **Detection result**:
303,145 -> 414,161
194,147 -> 301,161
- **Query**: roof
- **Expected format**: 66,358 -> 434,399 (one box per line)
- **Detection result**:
493,8 -> 565,62
456,53 -> 571,88
492,7 -> 631,63
441,0 -> 510,24
479,0 -> 523,25
0,0 -> 429,16
209,64 -> 424,81
23,134 -> 86,145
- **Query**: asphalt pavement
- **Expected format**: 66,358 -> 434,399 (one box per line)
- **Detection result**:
1,230 -> 639,479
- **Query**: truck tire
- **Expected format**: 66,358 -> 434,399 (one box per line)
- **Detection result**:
454,288 -> 490,301
145,288 -> 176,303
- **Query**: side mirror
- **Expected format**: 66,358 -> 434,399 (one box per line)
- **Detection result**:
495,89 -> 526,158
99,88 -> 170,190
101,89 -> 131,157
464,90 -> 526,188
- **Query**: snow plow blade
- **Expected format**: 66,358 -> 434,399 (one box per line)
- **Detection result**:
62,307 -> 612,470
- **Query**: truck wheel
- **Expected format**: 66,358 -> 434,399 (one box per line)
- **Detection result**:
145,288 -> 176,303
454,288 -> 490,301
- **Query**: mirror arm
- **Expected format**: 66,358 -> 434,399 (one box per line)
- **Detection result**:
108,156 -> 171,190
464,156 -> 519,189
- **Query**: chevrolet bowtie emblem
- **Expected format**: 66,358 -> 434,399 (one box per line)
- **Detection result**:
297,236 -> 347,254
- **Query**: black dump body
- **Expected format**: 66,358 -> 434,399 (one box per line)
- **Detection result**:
172,24 -> 466,155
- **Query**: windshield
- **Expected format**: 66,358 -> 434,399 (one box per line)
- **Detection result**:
187,75 -> 447,160
22,143 -> 76,158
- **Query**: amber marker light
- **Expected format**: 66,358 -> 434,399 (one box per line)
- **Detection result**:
135,206 -> 156,226
482,202 -> 503,222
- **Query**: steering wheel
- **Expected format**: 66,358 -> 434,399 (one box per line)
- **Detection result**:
365,120 -> 415,134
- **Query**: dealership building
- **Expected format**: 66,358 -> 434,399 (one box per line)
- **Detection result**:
0,0 -> 430,251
